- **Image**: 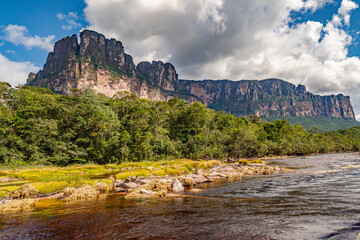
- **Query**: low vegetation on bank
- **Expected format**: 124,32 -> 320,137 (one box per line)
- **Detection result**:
0,158 -> 291,212
0,159 -> 226,198
0,82 -> 360,166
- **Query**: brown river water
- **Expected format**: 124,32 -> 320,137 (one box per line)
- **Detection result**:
1,153 -> 360,240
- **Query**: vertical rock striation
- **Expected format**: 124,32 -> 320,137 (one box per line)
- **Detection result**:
137,61 -> 179,91
27,30 -> 356,120
179,78 -> 355,119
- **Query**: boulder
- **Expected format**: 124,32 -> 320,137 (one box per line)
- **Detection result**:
140,189 -> 154,194
137,179 -> 151,185
10,184 -> 38,199
121,182 -> 139,189
180,177 -> 194,187
95,182 -> 109,193
63,187 -> 76,196
226,172 -> 242,179
63,185 -> 100,201
0,199 -> 36,212
124,177 -> 136,183
124,180 -> 172,199
208,173 -> 227,178
190,189 -> 203,193
196,168 -> 209,175
192,175 -> 213,184
172,179 -> 184,193
113,179 -> 124,188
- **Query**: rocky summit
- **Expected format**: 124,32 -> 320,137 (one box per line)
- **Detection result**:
27,30 -> 356,120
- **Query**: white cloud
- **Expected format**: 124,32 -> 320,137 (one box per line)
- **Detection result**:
57,12 -> 82,31
4,50 -> 15,54
2,25 -> 55,51
303,0 -> 334,12
0,53 -> 39,87
196,0 -> 228,34
84,0 -> 360,116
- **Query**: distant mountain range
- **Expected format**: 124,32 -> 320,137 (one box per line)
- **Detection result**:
26,30 -> 359,131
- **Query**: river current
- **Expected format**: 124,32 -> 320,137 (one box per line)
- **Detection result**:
1,153 -> 360,240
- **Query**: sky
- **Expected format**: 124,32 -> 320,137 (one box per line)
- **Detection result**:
1,0 -> 360,119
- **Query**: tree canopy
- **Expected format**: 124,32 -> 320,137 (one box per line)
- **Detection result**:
0,83 -> 359,166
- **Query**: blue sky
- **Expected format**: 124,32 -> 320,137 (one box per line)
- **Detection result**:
291,0 -> 360,57
0,0 -> 86,67
1,0 -> 360,118
1,0 -> 360,69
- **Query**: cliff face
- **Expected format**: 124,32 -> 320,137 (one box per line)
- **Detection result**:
137,61 -> 179,92
27,30 -> 355,120
179,79 -> 355,119
27,30 -> 193,102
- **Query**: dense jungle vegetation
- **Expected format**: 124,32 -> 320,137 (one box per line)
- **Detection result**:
263,116 -> 360,132
0,82 -> 359,166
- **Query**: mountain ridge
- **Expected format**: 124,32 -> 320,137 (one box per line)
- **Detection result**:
27,29 -> 356,121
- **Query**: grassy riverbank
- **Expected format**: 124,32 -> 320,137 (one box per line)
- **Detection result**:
0,159 -> 234,198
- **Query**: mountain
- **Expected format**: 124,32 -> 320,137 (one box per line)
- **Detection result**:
179,78 -> 355,119
27,30 -> 198,102
27,30 -> 358,130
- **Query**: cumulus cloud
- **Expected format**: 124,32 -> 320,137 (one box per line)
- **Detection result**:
0,53 -> 39,87
356,113 -> 360,121
2,25 -> 55,51
57,12 -> 82,31
338,0 -> 359,25
304,0 -> 335,12
84,0 -> 360,115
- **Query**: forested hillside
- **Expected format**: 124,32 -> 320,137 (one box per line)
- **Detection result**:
263,116 -> 360,132
1,82 -> 359,166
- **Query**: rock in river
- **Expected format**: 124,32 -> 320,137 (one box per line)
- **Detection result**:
172,179 -> 184,193
122,182 -> 139,189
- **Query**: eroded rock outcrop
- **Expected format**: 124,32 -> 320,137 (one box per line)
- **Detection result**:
27,30 -> 356,121
63,185 -> 101,201
27,30 -> 196,102
10,184 -> 38,199
179,78 -> 355,119
137,61 -> 179,91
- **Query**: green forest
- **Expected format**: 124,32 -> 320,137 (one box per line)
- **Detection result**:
0,82 -> 359,166
263,116 -> 360,132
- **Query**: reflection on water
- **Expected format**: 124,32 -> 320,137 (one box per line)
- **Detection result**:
1,153 -> 360,239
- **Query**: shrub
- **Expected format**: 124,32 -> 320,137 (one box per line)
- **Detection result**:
239,160 -> 250,165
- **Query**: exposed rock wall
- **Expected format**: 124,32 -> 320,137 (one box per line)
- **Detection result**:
137,61 -> 179,91
179,79 -> 355,119
27,30 -> 188,101
27,30 -> 356,120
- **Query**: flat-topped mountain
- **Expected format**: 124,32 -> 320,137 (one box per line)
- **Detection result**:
27,30 -> 356,126
179,78 -> 355,119
27,30 -> 193,102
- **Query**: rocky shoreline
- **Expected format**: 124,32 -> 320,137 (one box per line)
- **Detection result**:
0,162 -> 291,212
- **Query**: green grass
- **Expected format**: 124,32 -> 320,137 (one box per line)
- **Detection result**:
249,159 -> 264,164
239,160 -> 250,165
0,159 -> 224,197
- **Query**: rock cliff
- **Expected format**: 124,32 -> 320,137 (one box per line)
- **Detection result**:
27,30 -> 356,120
179,79 -> 355,119
137,61 -> 179,92
27,30 -> 195,102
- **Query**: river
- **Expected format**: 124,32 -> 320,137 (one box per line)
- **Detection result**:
1,153 -> 360,240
